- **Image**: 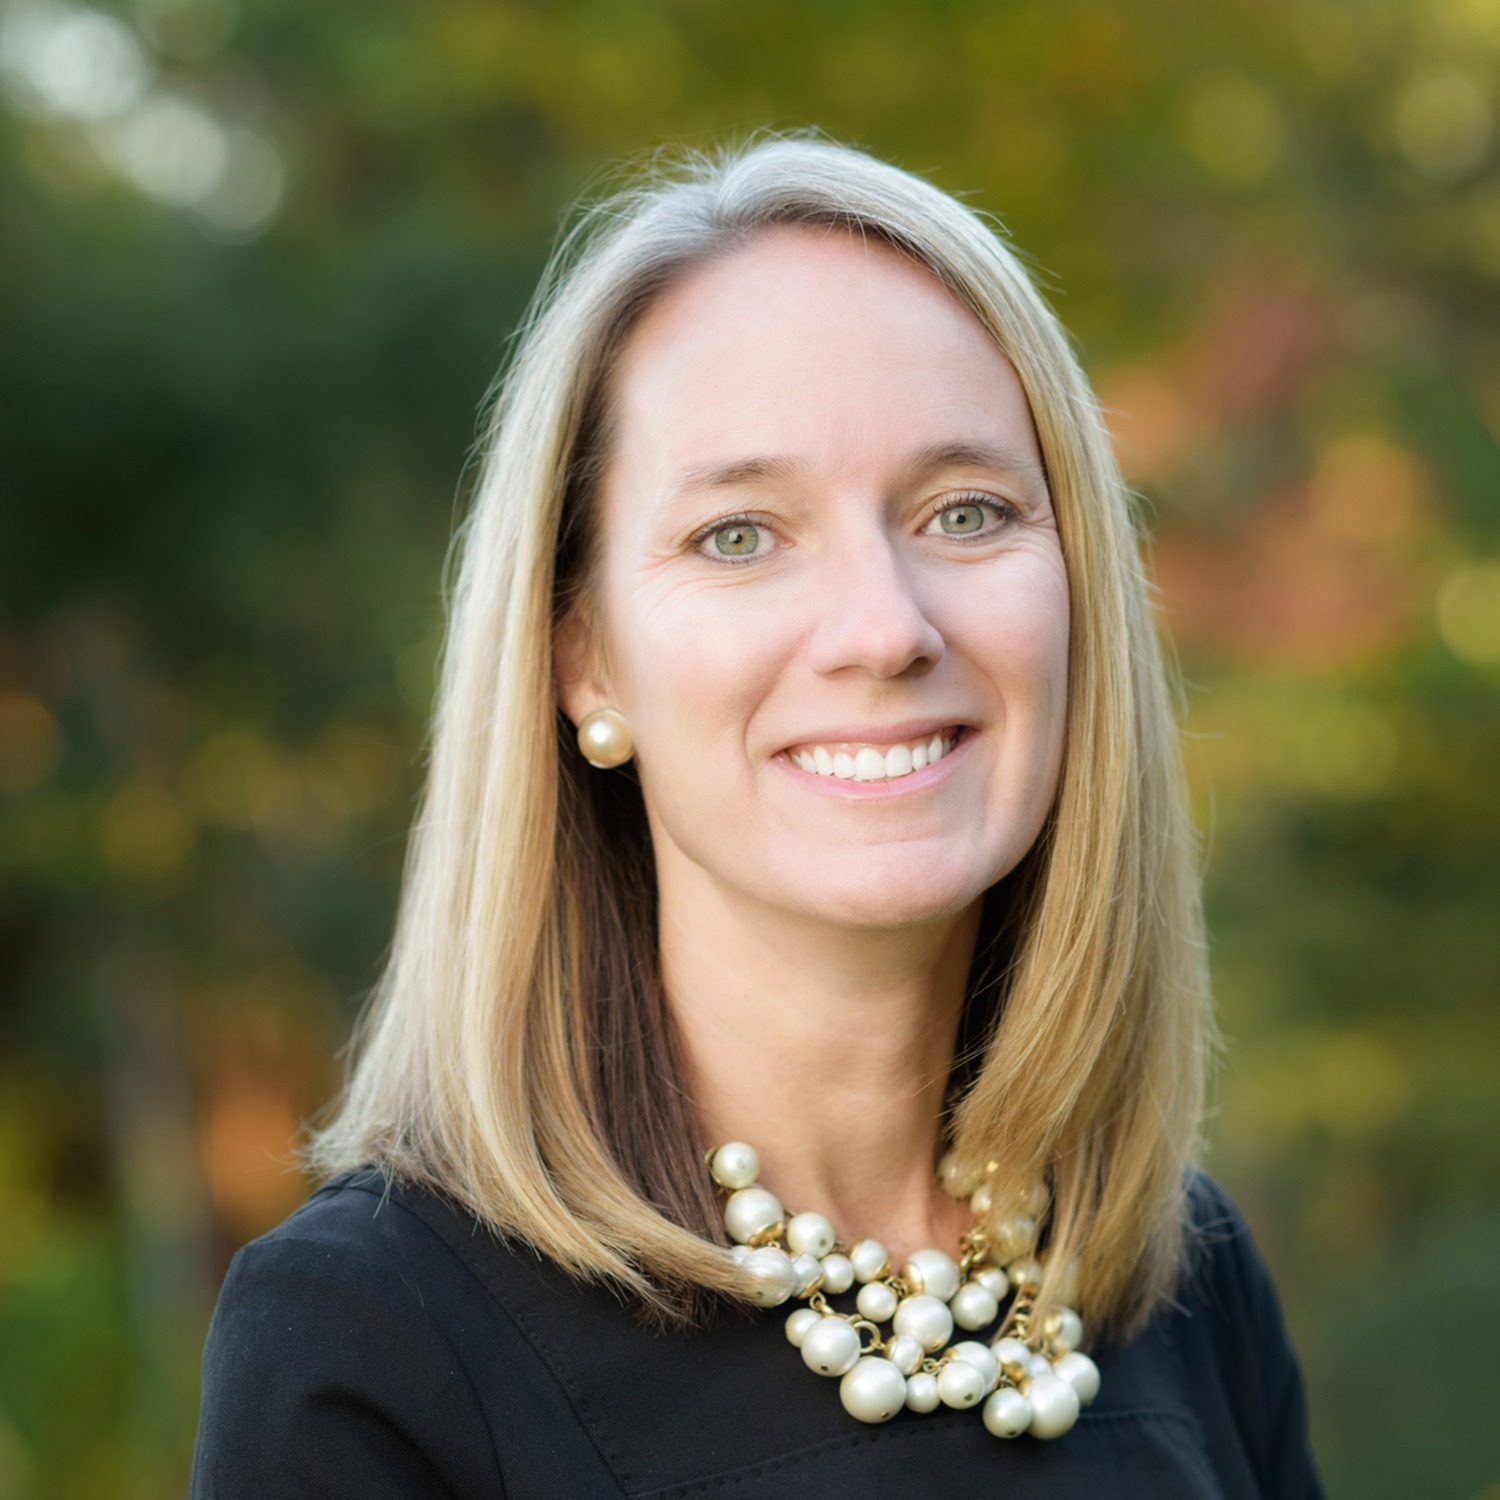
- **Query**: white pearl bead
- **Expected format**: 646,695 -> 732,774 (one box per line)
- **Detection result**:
1054,1350 -> 1101,1405
948,1341 -> 999,1393
886,1335 -> 923,1376
791,1253 -> 824,1295
708,1141 -> 760,1190
743,1246 -> 800,1305
800,1315 -> 862,1377
904,1370 -> 941,1413
982,1386 -> 1031,1439
1007,1255 -> 1042,1292
1021,1180 -> 1050,1218
577,708 -> 632,768
1049,1307 -> 1084,1353
975,1266 -> 1010,1300
937,1152 -> 983,1199
723,1187 -> 783,1244
855,1281 -> 899,1322
839,1357 -> 906,1423
950,1281 -> 1000,1331
819,1253 -> 855,1295
740,1246 -> 798,1307
969,1182 -> 993,1215
937,1359 -> 986,1409
1025,1353 -> 1053,1380
784,1307 -> 820,1347
892,1294 -> 954,1352
849,1239 -> 890,1283
902,1248 -> 960,1303
992,1338 -> 1032,1379
991,1216 -> 1036,1261
729,1244 -> 752,1265
786,1211 -> 836,1259
1026,1372 -> 1081,1438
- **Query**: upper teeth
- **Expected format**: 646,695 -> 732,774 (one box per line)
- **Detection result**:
789,732 -> 955,782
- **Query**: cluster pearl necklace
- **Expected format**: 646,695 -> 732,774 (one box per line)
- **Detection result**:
709,1141 -> 1101,1441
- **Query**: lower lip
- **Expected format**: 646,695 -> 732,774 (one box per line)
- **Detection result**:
774,729 -> 972,799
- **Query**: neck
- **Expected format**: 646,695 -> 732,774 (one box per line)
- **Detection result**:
658,861 -> 981,1263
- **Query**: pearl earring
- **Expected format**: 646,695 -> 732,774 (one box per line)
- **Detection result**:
576,707 -> 633,769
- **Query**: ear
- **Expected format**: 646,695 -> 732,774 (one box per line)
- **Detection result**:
552,601 -> 610,728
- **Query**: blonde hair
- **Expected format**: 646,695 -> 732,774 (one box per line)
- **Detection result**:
306,134 -> 1214,1338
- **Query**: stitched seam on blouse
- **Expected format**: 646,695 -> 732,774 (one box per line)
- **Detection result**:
634,1408 -> 1204,1497
340,1177 -> 635,1492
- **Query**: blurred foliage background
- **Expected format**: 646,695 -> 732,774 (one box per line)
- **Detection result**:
1,0 -> 1497,1494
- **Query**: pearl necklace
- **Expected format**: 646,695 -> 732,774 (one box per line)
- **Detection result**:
708,1141 -> 1101,1440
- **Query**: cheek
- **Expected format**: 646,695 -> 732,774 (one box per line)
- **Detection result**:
955,555 -> 1071,711
599,577 -> 790,760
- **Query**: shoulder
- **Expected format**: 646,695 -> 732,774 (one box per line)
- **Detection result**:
1178,1171 -> 1299,1356
1151,1170 -> 1325,1500
218,1168 -> 473,1277
192,1172 -> 519,1498
199,1170 -> 494,1358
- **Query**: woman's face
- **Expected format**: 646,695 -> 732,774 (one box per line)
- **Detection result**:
561,226 -> 1071,931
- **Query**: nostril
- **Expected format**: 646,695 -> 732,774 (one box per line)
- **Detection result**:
807,579 -> 945,679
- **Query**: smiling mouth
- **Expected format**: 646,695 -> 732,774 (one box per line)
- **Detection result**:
786,729 -> 961,782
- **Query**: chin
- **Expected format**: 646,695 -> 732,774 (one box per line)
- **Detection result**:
814,893 -> 979,932
771,856 -> 997,932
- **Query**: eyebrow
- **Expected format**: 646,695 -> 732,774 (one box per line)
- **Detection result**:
664,454 -> 804,503
664,440 -> 1047,505
902,440 -> 1048,487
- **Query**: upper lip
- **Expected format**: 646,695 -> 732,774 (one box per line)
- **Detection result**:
778,718 -> 970,752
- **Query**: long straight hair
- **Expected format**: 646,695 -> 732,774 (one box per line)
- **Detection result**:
306,134 -> 1214,1338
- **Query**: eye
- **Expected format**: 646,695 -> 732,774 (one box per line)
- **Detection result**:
713,521 -> 762,556
689,514 -> 777,563
924,496 -> 1013,539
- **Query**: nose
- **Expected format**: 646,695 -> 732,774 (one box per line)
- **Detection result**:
804,533 -> 945,679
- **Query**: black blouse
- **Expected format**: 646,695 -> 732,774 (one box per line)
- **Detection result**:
191,1170 -> 1324,1498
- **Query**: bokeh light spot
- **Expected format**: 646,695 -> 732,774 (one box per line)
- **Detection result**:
1307,433 -> 1430,544
1436,561 -> 1500,664
1179,72 -> 1288,184
185,730 -> 294,828
1099,368 -> 1194,484
1467,189 -> 1500,276
1298,703 -> 1398,798
305,725 -> 399,821
199,1074 -> 304,1241
102,783 -> 195,880
102,90 -> 229,205
0,1 -> 151,121
1309,1031 -> 1412,1139
192,125 -> 282,238
1393,65 -> 1493,179
0,691 -> 62,791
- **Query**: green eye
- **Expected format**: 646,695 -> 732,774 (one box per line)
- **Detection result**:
939,504 -> 986,535
714,522 -> 761,556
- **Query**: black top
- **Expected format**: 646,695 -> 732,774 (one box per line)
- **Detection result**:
192,1171 -> 1324,1499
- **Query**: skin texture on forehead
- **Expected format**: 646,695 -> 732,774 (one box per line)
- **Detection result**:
609,227 -> 1050,535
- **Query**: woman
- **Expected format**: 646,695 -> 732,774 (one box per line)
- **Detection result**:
192,136 -> 1324,1497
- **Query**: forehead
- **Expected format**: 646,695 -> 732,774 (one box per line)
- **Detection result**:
603,225 -> 1044,490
